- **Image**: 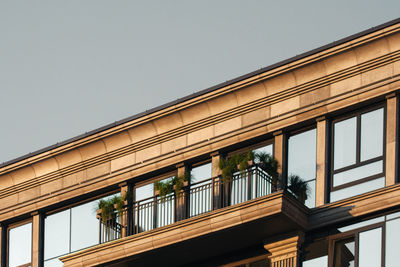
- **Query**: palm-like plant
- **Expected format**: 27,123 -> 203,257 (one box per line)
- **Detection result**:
287,174 -> 310,204
254,152 -> 279,186
218,151 -> 255,182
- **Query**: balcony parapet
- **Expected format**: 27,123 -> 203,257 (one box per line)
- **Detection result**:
60,190 -> 308,267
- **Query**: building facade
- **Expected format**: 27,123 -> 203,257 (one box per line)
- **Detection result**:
1,18 -> 400,267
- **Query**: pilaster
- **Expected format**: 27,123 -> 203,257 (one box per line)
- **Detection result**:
274,131 -> 286,189
31,212 -> 43,267
386,93 -> 398,186
264,233 -> 304,267
316,117 -> 328,206
175,163 -> 187,221
119,182 -> 129,238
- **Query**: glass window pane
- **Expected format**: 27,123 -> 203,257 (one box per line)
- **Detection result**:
359,227 -> 382,267
334,117 -> 357,170
44,210 -> 70,260
333,238 -> 355,267
135,183 -> 154,202
386,211 -> 400,221
338,216 -> 384,233
9,222 -> 32,267
304,180 -> 316,208
303,256 -> 328,267
360,108 -> 384,161
386,218 -> 400,267
70,200 -> 100,252
333,160 -> 383,187
330,177 -> 385,202
44,258 -> 63,267
253,144 -> 273,156
191,162 -> 212,184
288,129 -> 316,180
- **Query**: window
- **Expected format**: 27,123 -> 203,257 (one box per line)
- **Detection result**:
320,211 -> 400,267
287,128 -> 316,208
8,221 -> 32,267
134,175 -> 175,232
44,194 -> 119,267
190,161 -> 212,217
330,106 -> 385,202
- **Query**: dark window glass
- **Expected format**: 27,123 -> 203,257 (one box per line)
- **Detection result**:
9,222 -> 32,267
333,237 -> 355,267
249,259 -> 269,267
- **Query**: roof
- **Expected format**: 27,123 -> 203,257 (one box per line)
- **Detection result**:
2,17 -> 400,168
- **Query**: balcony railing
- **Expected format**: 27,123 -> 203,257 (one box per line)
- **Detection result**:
98,164 -> 276,243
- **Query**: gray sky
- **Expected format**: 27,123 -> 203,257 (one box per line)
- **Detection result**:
1,1 -> 399,164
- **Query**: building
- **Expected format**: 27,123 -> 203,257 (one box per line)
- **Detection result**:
1,17 -> 400,267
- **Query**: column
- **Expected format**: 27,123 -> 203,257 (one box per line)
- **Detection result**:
175,162 -> 187,221
119,182 -> 129,238
264,233 -> 304,267
386,93 -> 398,186
211,151 -> 222,209
31,212 -> 44,267
274,130 -> 287,189
316,117 -> 328,206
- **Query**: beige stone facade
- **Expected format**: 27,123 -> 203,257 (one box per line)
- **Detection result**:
1,18 -> 400,267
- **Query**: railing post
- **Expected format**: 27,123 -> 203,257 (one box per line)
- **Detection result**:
153,196 -> 158,229
247,167 -> 252,201
255,165 -> 258,198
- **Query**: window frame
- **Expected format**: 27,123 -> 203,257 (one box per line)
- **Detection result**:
286,125 -> 317,208
328,222 -> 385,267
329,104 -> 386,193
7,219 -> 33,267
42,191 -> 120,265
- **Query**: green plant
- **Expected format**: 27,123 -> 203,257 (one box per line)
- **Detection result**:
154,172 -> 192,197
97,198 -> 115,222
287,174 -> 310,204
255,152 -> 280,186
97,192 -> 132,221
218,151 -> 255,183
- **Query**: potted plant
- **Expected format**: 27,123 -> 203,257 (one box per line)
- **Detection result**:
254,152 -> 280,189
154,171 -> 192,198
219,151 -> 255,183
96,192 -> 133,222
287,174 -> 310,204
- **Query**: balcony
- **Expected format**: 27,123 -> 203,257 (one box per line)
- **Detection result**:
61,165 -> 308,266
98,164 -> 277,243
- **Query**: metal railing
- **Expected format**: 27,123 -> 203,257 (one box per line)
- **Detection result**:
99,164 -> 276,243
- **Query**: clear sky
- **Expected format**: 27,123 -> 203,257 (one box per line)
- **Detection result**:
0,0 -> 399,164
